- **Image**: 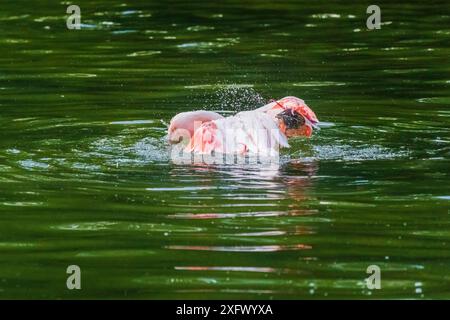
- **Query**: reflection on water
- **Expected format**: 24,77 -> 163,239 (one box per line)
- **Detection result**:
0,0 -> 449,299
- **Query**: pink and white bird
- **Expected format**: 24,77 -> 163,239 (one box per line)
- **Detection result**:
167,96 -> 319,156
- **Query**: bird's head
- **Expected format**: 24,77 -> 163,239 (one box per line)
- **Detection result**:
271,96 -> 319,138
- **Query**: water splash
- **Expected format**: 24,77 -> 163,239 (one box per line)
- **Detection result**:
134,137 -> 170,162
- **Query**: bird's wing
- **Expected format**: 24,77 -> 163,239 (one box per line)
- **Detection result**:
186,121 -> 223,154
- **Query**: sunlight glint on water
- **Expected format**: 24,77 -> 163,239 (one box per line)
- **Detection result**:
0,1 -> 449,299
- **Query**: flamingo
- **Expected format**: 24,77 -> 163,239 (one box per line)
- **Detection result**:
168,96 -> 319,156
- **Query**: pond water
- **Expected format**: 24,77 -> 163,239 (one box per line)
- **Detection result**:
0,1 -> 449,299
